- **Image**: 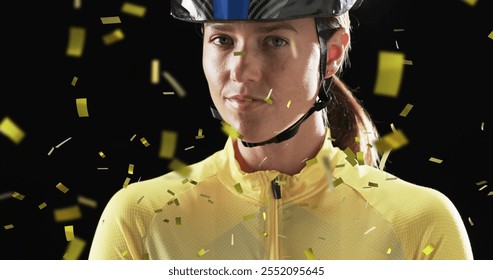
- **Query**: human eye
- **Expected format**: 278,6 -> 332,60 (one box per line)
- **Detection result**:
211,35 -> 233,46
265,36 -> 288,48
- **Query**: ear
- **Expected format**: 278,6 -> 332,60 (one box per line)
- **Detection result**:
324,28 -> 349,79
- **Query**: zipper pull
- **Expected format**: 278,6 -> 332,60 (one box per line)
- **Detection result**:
271,178 -> 281,199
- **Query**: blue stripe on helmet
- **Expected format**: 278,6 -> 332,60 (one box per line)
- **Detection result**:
213,0 -> 250,20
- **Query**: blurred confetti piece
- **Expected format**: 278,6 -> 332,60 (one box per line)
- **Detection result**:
98,151 -> 106,158
151,59 -> 160,84
304,248 -> 316,260
386,247 -> 392,255
480,122 -> 485,130
289,38 -> 298,58
429,157 -> 443,164
287,100 -> 292,108
78,195 -> 97,208
168,158 -> 191,177
333,177 -> 344,187
100,16 -> 121,24
4,224 -> 14,230
66,26 -> 86,57
121,2 -> 147,17
364,226 -> 376,235
65,225 -> 75,241
73,0 -> 81,9
56,137 -> 72,148
54,205 -> 82,222
399,103 -> 414,117
0,117 -> 25,144
234,51 -> 246,56
38,202 -> 47,209
71,76 -> 78,86
221,121 -> 243,139
163,71 -> 186,98
462,0 -> 478,6
343,147 -> 357,166
476,180 -> 487,186
159,130 -> 178,159
63,236 -> 86,260
378,149 -> 391,170
130,134 -> 137,141
243,213 -> 256,221
11,191 -> 25,200
175,217 -> 182,226
373,129 -> 408,153
0,191 -> 13,201
76,98 -> 89,117
102,28 -> 125,45
305,157 -> 318,166
197,248 -> 209,257
489,31 -> 493,40
128,164 -> 134,175
374,50 -> 405,97
56,182 -> 69,193
468,217 -> 474,226
422,244 -> 435,256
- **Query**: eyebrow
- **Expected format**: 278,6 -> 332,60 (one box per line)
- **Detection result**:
207,22 -> 299,33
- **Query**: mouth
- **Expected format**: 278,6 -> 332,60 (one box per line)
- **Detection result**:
225,96 -> 264,111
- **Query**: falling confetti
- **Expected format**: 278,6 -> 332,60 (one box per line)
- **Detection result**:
374,50 -> 405,97
0,117 -> 25,144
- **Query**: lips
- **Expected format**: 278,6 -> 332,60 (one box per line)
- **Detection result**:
225,95 -> 265,111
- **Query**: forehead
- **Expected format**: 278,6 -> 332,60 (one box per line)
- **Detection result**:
203,17 -> 315,32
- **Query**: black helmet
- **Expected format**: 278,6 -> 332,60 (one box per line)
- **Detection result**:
170,0 -> 363,22
170,0 -> 364,147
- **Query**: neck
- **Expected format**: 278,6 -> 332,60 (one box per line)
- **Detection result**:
234,112 -> 326,176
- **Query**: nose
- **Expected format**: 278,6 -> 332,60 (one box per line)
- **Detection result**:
229,46 -> 262,83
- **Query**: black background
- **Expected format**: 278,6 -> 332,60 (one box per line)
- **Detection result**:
0,0 -> 491,260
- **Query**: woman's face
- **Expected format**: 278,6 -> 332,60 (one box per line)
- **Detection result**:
202,17 -> 321,143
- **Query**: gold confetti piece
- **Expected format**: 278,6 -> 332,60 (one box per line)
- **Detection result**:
393,28 -> 405,32
163,91 -> 175,95
373,129 -> 409,153
121,250 -> 128,257
175,217 -> 182,226
127,164 -> 134,175
47,147 -> 55,156
65,225 -> 75,241
422,244 -> 435,256
378,149 -> 391,171
305,157 -> 318,166
100,16 -> 121,24
487,191 -> 493,196
11,191 -> 25,200
264,88 -> 273,104
130,134 -> 137,141
243,213 -> 256,221
76,98 -> 89,117
478,185 -> 488,191
429,157 -> 443,164
63,236 -> 86,260
66,26 -> 86,57
162,71 -> 186,98
97,167 -> 109,170
0,117 -> 25,144
195,128 -> 204,139
163,219 -> 169,223
77,195 -> 97,208
475,180 -> 487,186
234,51 -> 246,56
399,103 -> 414,117
140,137 -> 150,147
167,190 -> 175,196
159,130 -> 178,159
4,224 -> 14,230
122,177 -> 131,188
333,177 -> 344,187
364,226 -> 376,235
234,183 -> 243,194
154,209 -> 163,213
151,59 -> 160,84
168,158 -> 191,177
54,205 -> 82,222
356,152 -> 364,165
197,248 -> 209,257
221,121 -> 243,139
173,198 -> 180,206
56,182 -> 69,194
286,100 -> 292,108
73,0 -> 81,9
335,163 -> 345,168
71,76 -> 78,86
374,50 -> 405,97
38,202 -> 47,209
98,151 -> 106,158
231,234 -> 234,245
142,253 -> 150,260
387,247 -> 392,254
289,38 -> 298,59
121,2 -> 147,17
343,147 -> 357,166
304,248 -> 316,260
262,232 -> 268,237
489,31 -> 493,40
462,0 -> 478,7
468,217 -> 474,226
395,40 -> 399,50
403,59 -> 413,65
480,122 -> 485,130
102,28 -> 125,45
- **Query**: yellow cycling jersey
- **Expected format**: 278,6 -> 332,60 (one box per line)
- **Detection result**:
88,128 -> 473,260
